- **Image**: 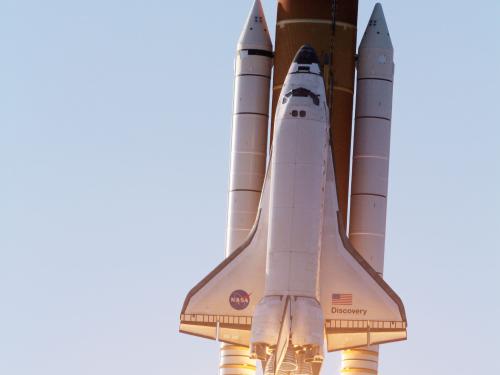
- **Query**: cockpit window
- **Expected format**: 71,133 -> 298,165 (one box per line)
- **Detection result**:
282,87 -> 320,106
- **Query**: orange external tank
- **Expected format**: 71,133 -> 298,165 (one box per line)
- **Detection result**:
272,0 -> 359,224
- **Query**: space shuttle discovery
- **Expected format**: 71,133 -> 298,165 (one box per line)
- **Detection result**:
180,2 -> 406,375
180,49 -> 406,375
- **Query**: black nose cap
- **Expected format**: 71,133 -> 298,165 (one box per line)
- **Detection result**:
293,44 -> 319,65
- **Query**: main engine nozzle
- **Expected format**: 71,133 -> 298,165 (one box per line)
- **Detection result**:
264,346 -> 318,375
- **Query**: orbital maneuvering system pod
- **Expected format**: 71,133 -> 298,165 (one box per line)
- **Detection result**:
179,2 -> 406,375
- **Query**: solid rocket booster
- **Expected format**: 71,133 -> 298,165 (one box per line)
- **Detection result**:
226,0 -> 273,255
221,2 -> 272,375
350,2 -> 394,285
343,4 -> 395,375
272,0 -> 359,224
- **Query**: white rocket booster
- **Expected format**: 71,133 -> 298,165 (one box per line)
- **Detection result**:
226,0 -> 273,254
221,2 -> 272,375
350,3 -> 394,272
342,4 -> 395,375
180,45 -> 406,375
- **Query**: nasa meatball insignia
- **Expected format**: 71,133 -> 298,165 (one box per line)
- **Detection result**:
229,290 -> 250,310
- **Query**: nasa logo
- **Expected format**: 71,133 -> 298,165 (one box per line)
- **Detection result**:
229,290 -> 250,310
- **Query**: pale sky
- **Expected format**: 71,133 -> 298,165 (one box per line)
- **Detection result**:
1,1 -> 499,374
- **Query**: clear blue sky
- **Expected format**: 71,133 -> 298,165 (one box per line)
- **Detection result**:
1,1 -> 499,374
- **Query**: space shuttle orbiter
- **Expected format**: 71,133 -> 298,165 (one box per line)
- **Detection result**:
179,45 -> 406,375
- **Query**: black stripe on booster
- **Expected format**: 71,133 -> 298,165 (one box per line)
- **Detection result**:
236,73 -> 271,79
351,193 -> 387,199
234,112 -> 269,117
357,77 -> 393,83
230,189 -> 262,194
355,115 -> 391,121
244,49 -> 274,58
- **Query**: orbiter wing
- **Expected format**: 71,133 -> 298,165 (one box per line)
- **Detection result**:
319,150 -> 407,351
179,165 -> 271,347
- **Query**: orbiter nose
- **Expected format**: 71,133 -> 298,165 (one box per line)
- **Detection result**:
293,44 -> 320,65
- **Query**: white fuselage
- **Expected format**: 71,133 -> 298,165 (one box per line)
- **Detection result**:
250,59 -> 329,353
266,70 -> 329,298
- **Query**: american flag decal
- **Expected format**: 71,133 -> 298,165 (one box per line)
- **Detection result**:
332,293 -> 353,305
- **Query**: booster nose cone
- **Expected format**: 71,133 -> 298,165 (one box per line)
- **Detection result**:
293,44 -> 320,65
237,0 -> 273,52
360,3 -> 393,50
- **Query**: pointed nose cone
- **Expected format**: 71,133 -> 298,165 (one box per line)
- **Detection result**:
293,44 -> 320,65
237,0 -> 272,52
360,3 -> 393,50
